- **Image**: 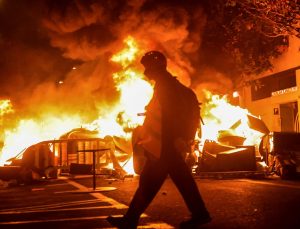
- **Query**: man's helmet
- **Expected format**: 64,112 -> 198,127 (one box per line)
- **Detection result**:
140,51 -> 167,69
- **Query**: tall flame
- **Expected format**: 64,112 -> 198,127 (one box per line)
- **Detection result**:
201,90 -> 249,140
111,36 -> 139,68
201,90 -> 264,149
90,36 -> 153,139
111,36 -> 153,123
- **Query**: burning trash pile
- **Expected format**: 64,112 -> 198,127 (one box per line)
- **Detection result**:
198,112 -> 269,174
0,37 -> 271,184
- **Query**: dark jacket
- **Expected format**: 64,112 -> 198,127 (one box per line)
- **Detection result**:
154,71 -> 199,155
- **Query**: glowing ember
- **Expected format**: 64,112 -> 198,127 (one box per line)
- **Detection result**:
232,91 -> 239,98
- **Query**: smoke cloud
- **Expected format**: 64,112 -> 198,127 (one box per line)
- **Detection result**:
0,0 -> 236,131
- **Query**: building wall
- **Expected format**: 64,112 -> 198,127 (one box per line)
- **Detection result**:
296,69 -> 300,131
240,36 -> 300,133
241,69 -> 300,132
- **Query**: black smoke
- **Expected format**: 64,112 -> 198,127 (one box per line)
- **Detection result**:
0,0 -> 241,113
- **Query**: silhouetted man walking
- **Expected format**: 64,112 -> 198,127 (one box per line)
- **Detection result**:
107,51 -> 211,228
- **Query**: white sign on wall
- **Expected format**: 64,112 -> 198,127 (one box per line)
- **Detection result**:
271,86 -> 298,97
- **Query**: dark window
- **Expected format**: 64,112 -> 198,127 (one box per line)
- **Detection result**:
251,67 -> 299,101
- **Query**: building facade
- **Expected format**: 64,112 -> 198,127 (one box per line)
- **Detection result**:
241,66 -> 300,133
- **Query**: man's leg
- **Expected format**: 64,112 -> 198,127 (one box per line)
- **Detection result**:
124,158 -> 168,221
107,158 -> 167,228
168,154 -> 210,219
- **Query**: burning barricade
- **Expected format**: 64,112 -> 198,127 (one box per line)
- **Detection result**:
0,36 -> 299,186
0,142 -> 57,184
0,128 -> 134,185
131,111 -> 270,178
197,114 -> 269,173
1,106 -> 299,185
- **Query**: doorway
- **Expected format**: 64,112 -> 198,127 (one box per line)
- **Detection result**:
280,102 -> 298,132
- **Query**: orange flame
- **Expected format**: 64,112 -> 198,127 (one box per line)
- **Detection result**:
90,36 -> 153,139
201,90 -> 264,149
0,116 -> 84,165
0,36 -> 265,169
0,36 -> 154,170
0,99 -> 14,117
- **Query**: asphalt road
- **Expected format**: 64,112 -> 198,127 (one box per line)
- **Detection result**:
0,174 -> 300,229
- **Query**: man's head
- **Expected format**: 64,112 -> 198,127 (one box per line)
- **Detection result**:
140,51 -> 167,80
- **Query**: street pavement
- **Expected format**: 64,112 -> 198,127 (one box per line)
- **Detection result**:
0,176 -> 172,228
0,174 -> 300,228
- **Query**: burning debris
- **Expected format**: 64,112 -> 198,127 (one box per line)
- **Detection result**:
0,36 -> 263,178
0,33 -> 298,184
0,37 -> 151,183
0,1 -> 299,186
0,127 -> 135,184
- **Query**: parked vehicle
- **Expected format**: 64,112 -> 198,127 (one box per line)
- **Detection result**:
260,132 -> 300,179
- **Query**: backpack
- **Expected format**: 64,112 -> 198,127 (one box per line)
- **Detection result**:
175,82 -> 200,142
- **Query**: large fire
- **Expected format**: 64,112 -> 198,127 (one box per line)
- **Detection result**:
201,90 -> 264,146
0,36 -> 264,169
